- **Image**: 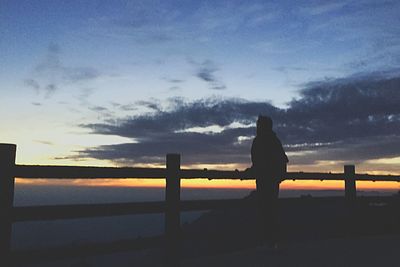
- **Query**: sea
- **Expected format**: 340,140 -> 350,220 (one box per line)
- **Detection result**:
12,182 -> 396,251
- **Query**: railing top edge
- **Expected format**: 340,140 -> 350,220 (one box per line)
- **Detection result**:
16,164 -> 165,170
12,165 -> 400,181
0,143 -> 17,148
14,165 -> 167,179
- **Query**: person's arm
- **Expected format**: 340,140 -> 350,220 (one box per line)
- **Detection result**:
251,138 -> 257,166
276,138 -> 288,163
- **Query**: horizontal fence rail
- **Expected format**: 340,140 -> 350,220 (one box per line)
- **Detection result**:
15,165 -> 166,179
14,165 -> 400,182
1,143 -> 400,266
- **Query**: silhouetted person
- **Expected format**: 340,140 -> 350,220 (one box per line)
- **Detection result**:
251,115 -> 288,245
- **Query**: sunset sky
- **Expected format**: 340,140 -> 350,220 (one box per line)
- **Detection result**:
1,0 -> 400,191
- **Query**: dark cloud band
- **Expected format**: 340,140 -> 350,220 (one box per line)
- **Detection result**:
79,75 -> 400,166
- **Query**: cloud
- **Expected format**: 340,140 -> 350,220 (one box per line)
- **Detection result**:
82,1 -> 280,55
24,79 -> 40,93
299,1 -> 348,16
45,84 -> 57,98
34,140 -> 54,146
297,136 -> 400,165
37,43 -> 100,83
169,86 -> 181,91
163,78 -> 184,84
89,106 -> 109,112
301,0 -> 400,71
193,2 -> 278,32
24,43 -> 100,98
77,74 -> 400,167
64,67 -> 100,82
75,88 -> 94,105
85,1 -> 181,45
161,78 -> 183,91
83,97 -> 277,138
277,75 -> 400,165
80,97 -> 277,165
82,127 -> 255,166
135,100 -> 161,112
194,60 -> 226,90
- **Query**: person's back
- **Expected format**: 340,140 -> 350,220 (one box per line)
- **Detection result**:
251,115 -> 288,244
251,116 -> 288,187
252,132 -> 286,175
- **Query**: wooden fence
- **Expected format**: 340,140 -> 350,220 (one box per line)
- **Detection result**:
1,143 -> 399,266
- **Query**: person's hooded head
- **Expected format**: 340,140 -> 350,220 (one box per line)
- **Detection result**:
256,115 -> 273,136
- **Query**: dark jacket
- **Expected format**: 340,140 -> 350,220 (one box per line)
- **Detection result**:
251,131 -> 288,179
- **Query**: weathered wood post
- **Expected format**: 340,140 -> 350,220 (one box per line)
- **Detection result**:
165,154 -> 181,266
344,165 -> 356,202
0,144 -> 16,263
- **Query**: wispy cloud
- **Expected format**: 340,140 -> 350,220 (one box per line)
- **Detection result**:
299,1 -> 348,16
193,2 -> 278,32
193,60 -> 226,90
82,1 -> 279,47
162,77 -> 184,91
24,79 -> 40,93
44,84 -> 57,98
24,43 -> 100,98
163,78 -> 184,84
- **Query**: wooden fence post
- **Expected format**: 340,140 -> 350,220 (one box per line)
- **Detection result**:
344,165 -> 356,202
165,154 -> 181,266
0,144 -> 16,263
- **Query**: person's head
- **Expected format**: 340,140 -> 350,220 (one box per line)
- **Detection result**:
256,115 -> 273,135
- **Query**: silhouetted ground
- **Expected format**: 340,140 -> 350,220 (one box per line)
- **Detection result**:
180,191 -> 400,260
17,192 -> 400,266
181,234 -> 400,267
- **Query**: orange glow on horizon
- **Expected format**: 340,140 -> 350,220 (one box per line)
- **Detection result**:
15,178 -> 400,191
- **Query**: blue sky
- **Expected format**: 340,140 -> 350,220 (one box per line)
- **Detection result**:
1,0 -> 399,173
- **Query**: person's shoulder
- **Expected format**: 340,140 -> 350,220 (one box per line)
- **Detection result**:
271,131 -> 282,141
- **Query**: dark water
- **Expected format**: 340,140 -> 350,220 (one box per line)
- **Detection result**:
12,184 -> 395,250
14,184 -> 254,206
12,184 -> 252,250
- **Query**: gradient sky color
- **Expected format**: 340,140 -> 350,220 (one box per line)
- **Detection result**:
1,1 -> 400,190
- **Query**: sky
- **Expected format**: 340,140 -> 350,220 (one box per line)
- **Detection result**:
1,0 -> 400,187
